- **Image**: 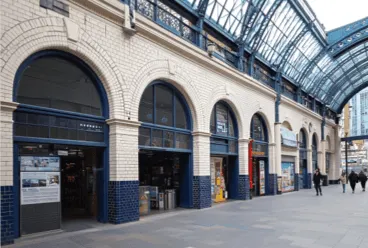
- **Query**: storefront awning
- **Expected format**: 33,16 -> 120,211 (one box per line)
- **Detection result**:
281,127 -> 297,147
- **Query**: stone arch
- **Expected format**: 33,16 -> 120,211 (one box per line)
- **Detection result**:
299,127 -> 309,148
207,86 -> 245,138
249,110 -> 273,143
130,59 -> 204,132
282,121 -> 293,131
0,17 -> 125,119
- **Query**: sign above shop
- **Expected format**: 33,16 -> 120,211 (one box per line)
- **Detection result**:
281,127 -> 297,147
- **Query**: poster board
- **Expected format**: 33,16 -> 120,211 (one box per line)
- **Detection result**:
21,172 -> 60,205
259,160 -> 265,195
20,156 -> 61,235
281,162 -> 295,192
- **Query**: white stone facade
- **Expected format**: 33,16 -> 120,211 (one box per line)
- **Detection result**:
0,0 -> 341,186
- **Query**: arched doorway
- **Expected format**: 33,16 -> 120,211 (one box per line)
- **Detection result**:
138,81 -> 193,214
250,114 -> 269,197
312,133 -> 318,170
13,50 -> 109,237
209,102 -> 238,203
299,129 -> 308,189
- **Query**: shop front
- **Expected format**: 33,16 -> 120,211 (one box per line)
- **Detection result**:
250,114 -> 269,197
280,127 -> 297,193
138,82 -> 193,215
299,129 -> 308,189
210,102 -> 239,203
12,51 -> 109,237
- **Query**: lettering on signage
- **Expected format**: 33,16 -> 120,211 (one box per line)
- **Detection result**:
252,151 -> 265,156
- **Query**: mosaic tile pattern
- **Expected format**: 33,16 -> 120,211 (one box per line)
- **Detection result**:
238,175 -> 250,200
193,176 -> 211,209
108,181 -> 139,224
1,186 -> 14,245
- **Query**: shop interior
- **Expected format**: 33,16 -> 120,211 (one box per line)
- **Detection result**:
18,143 -> 105,232
252,157 -> 268,197
210,156 -> 238,203
139,150 -> 191,216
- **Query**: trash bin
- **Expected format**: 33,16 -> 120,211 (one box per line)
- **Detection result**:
322,175 -> 328,186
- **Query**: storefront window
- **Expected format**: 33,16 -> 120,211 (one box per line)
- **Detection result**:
17,57 -> 103,116
210,102 -> 237,138
156,85 -> 173,127
251,114 -> 267,142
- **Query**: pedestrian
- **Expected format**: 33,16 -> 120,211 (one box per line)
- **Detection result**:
313,168 -> 323,196
358,170 -> 367,192
340,171 -> 347,193
348,170 -> 359,193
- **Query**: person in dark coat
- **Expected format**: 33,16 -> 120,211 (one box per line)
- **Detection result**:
358,171 -> 367,192
313,168 -> 323,196
348,170 -> 359,193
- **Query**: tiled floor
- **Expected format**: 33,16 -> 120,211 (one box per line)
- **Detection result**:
10,184 -> 368,248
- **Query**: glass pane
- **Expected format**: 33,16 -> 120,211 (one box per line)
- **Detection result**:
139,86 -> 153,123
15,124 -> 27,136
229,140 -> 236,153
152,129 -> 163,147
164,131 -> 174,148
252,115 -> 265,141
27,125 -> 49,138
85,132 -> 104,142
216,104 -> 228,135
155,85 -> 173,126
176,133 -> 190,149
50,127 -> 69,139
175,96 -> 187,129
210,109 -> 216,134
229,114 -> 235,137
15,112 -> 27,123
17,57 -> 102,116
139,127 -> 151,146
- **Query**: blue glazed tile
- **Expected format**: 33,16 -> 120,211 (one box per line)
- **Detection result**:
294,173 -> 299,191
307,173 -> 312,189
1,186 -> 14,245
268,174 -> 277,195
108,181 -> 139,224
238,175 -> 250,200
193,176 -> 211,209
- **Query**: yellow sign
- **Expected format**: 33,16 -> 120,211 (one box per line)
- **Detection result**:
252,151 -> 265,156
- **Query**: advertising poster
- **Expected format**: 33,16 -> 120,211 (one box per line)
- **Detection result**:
21,172 -> 60,205
20,156 -> 60,172
282,162 -> 295,192
259,160 -> 265,195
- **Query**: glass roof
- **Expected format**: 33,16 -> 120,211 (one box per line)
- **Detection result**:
183,0 -> 368,111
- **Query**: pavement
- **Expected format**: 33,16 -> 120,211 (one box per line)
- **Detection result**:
9,184 -> 368,248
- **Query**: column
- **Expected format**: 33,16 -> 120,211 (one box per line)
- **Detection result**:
238,139 -> 250,200
107,119 -> 140,224
319,140 -> 326,173
307,148 -> 313,188
332,127 -> 342,183
272,122 -> 282,195
294,148 -> 300,191
192,132 -> 211,209
268,143 -> 277,195
1,101 -> 18,245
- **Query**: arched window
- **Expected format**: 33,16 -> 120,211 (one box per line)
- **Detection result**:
16,56 -> 103,116
251,114 -> 267,142
299,129 -> 307,149
210,102 -> 238,154
138,83 -> 191,150
14,51 -> 107,143
312,134 -> 318,170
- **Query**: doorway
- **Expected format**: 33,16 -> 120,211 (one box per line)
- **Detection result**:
138,150 -> 191,216
252,158 -> 268,197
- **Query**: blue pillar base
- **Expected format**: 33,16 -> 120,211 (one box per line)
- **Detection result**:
294,173 -> 299,191
268,174 -> 277,195
307,173 -> 312,189
238,175 -> 250,200
1,186 -> 14,246
108,181 -> 139,224
193,176 -> 211,209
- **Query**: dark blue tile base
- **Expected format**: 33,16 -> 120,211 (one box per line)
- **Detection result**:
193,176 -> 211,209
108,181 -> 139,224
1,186 -> 14,246
238,175 -> 250,200
268,174 -> 277,195
294,173 -> 299,191
329,179 -> 339,184
307,173 -> 312,189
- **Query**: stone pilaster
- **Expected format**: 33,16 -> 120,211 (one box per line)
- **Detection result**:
238,139 -> 250,200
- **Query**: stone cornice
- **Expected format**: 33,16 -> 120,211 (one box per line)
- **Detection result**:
192,131 -> 211,137
106,118 -> 141,127
1,101 -> 18,112
239,138 -> 251,143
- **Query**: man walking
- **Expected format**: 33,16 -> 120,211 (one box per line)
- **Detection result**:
358,170 -> 367,192
348,170 -> 359,193
313,168 -> 323,196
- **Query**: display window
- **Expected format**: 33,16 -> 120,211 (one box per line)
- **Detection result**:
281,162 -> 295,192
211,157 -> 227,203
